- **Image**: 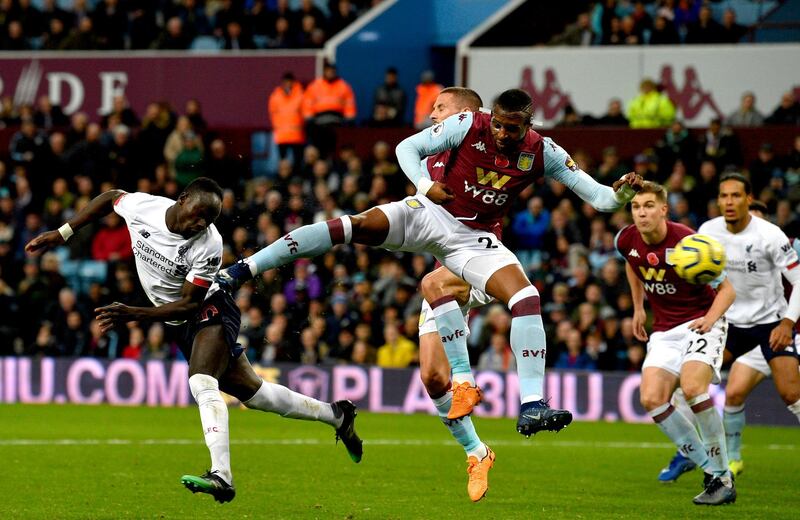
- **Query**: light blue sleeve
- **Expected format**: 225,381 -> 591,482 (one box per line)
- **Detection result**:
542,137 -> 634,212
395,112 -> 473,187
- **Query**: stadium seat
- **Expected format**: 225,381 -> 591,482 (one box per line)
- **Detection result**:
190,36 -> 222,51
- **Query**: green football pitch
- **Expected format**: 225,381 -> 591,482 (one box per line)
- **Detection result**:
1,404 -> 796,519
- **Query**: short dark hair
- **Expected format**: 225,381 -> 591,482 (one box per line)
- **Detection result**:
183,177 -> 223,201
720,172 -> 752,195
635,180 -> 667,203
749,200 -> 768,214
494,89 -> 533,118
439,87 -> 483,111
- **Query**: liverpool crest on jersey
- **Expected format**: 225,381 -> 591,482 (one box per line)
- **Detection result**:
517,152 -> 534,171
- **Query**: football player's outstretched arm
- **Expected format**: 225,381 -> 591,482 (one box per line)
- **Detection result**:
543,138 -> 642,212
25,189 -> 126,254
688,278 -> 735,334
95,281 -> 209,333
625,261 -> 649,341
772,238 -> 800,350
396,112 -> 472,203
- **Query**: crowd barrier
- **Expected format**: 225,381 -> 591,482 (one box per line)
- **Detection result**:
1,357 -> 796,426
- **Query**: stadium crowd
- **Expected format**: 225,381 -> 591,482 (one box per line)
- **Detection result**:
0,0 -> 378,51
1,69 -> 798,374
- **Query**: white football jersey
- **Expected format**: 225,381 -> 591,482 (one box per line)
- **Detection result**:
699,216 -> 799,327
113,192 -> 223,323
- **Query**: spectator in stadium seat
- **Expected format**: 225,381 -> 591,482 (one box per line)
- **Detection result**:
269,72 -> 306,168
377,322 -> 417,368
174,0 -> 211,39
698,117 -> 740,171
555,328 -> 597,370
206,140 -> 245,192
121,326 -> 145,360
27,321 -> 59,357
593,98 -> 629,126
65,123 -> 109,185
726,91 -> 764,127
329,0 -> 358,36
748,142 -> 784,198
2,21 -> 30,50
413,70 -> 443,129
477,333 -> 515,372
91,212 -> 132,262
648,15 -> 680,44
223,20 -> 255,49
266,16 -> 294,48
33,95 -> 68,130
372,67 -> 407,126
685,5 -> 722,44
60,16 -> 101,50
619,16 -> 641,45
184,99 -> 207,134
596,146 -> 629,185
765,91 -> 800,126
548,11 -> 594,46
102,95 -> 140,129
92,0 -> 127,50
626,78 -> 676,128
9,119 -> 48,168
302,62 -> 356,157
718,8 -> 747,43
151,16 -> 191,50
511,196 -> 550,272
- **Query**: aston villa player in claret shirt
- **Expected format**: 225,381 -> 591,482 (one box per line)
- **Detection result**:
616,181 -> 737,506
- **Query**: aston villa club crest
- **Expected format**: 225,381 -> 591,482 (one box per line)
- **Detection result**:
494,155 -> 509,168
517,152 -> 534,171
647,252 -> 660,266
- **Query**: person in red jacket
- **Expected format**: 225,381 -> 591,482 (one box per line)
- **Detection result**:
91,212 -> 132,261
302,62 -> 356,157
268,72 -> 306,169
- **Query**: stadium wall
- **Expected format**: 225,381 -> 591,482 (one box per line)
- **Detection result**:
1,357 -> 796,426
0,52 -> 317,127
462,44 -> 800,127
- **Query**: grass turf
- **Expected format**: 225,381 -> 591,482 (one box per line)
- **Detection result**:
0,404 -> 796,519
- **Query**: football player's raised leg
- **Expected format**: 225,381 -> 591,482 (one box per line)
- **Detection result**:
183,325 -> 235,498
640,367 -> 711,471
484,264 -> 572,435
217,208 -> 391,289
221,353 -> 362,463
724,361 -> 765,474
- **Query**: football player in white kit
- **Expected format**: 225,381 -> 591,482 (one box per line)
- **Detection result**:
700,177 -> 800,476
25,178 -> 362,504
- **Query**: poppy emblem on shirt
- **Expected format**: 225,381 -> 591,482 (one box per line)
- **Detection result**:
647,252 -> 659,266
517,153 -> 534,171
495,155 -> 509,168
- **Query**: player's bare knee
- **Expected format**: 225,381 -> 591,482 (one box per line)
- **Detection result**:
679,382 -> 706,402
420,272 -> 444,301
639,392 -> 667,411
779,387 -> 800,405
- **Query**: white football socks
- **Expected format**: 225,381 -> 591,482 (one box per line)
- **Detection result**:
189,374 -> 232,485
243,381 -> 340,428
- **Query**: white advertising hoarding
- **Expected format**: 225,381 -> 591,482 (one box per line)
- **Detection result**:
464,44 -> 800,127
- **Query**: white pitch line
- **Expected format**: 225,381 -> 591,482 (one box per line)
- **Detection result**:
0,438 -> 795,450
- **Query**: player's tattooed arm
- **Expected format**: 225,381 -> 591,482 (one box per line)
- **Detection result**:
25,189 -> 126,254
95,281 -> 208,333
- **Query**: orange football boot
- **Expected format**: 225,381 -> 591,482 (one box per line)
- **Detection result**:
466,445 -> 495,502
447,382 -> 483,419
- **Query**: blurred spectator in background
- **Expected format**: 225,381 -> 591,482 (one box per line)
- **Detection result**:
626,78 -> 676,128
223,20 -> 255,49
91,212 -> 132,262
748,142 -> 783,198
511,196 -> 550,272
33,95 -> 68,130
372,67 -> 406,127
684,4 -> 721,44
413,70 -> 443,129
548,11 -> 594,46
269,72 -> 306,169
302,62 -> 356,157
477,333 -> 515,372
102,95 -> 140,129
555,328 -> 597,370
719,8 -> 746,43
151,16 -> 191,50
595,98 -> 629,126
376,322 -> 416,368
726,91 -> 764,127
698,117 -> 740,170
765,91 -> 800,126
648,15 -> 680,44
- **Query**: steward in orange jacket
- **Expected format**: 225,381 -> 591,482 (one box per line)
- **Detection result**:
414,71 -> 443,128
269,72 -> 306,146
302,63 -> 357,123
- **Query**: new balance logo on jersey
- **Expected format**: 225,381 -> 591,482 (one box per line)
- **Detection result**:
472,141 -> 486,153
432,161 -> 445,168
628,249 -> 640,258
139,229 -> 151,239
475,168 -> 511,189
747,261 -> 757,272
284,234 -> 299,254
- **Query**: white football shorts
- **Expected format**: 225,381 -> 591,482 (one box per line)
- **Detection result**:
377,195 -> 520,292
643,317 -> 728,384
